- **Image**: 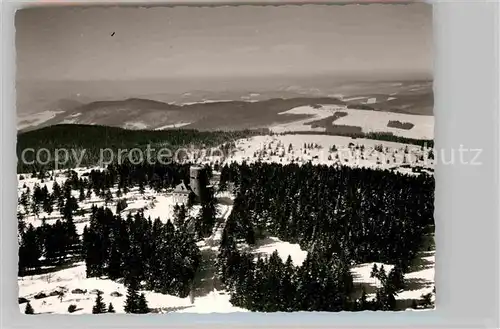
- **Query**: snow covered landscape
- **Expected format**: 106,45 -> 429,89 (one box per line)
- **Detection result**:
16,1 -> 434,317
270,105 -> 434,140
17,132 -> 435,314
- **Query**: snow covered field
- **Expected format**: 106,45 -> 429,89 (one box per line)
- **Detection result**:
270,105 -> 434,140
155,122 -> 192,130
351,250 -> 435,302
18,262 -> 248,314
18,110 -> 65,131
222,134 -> 434,176
123,122 -> 149,130
252,237 -> 308,266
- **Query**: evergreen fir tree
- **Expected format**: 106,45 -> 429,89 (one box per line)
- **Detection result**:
79,186 -> 85,202
92,291 -> 107,314
20,189 -> 30,210
370,264 -> 378,279
62,196 -> 79,220
124,278 -> 140,314
107,303 -> 115,313
173,204 -> 187,228
104,189 -> 113,206
18,224 -> 42,274
17,211 -> 26,235
138,181 -> 145,195
108,244 -> 122,280
115,199 -> 127,214
136,293 -> 149,314
24,302 -> 34,314
387,265 -> 405,291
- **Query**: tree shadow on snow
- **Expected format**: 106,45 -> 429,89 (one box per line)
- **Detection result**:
192,249 -> 224,298
404,278 -> 433,292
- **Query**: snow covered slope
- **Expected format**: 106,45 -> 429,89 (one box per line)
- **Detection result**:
270,105 -> 434,139
222,134 -> 434,176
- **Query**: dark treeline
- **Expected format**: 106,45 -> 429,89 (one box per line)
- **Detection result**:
18,220 -> 80,276
279,131 -> 434,148
85,161 -> 193,196
17,124 -> 258,173
83,205 -> 201,298
219,162 -> 434,268
216,161 -> 434,311
387,120 -> 415,130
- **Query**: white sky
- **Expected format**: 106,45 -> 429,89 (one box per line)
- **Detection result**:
15,4 -> 432,81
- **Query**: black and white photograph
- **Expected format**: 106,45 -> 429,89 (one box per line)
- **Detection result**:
16,3 -> 435,314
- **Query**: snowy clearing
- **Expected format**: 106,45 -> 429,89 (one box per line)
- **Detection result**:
155,122 -> 192,130
270,105 -> 434,140
18,110 -> 65,131
223,134 -> 433,175
252,237 -> 308,266
350,251 -> 435,302
333,109 -> 434,140
123,122 -> 149,130
18,262 -> 247,314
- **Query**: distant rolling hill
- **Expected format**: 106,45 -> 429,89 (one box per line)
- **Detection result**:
19,97 -> 346,132
17,83 -> 433,134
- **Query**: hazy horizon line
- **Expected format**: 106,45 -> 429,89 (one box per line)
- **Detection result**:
17,74 -> 433,84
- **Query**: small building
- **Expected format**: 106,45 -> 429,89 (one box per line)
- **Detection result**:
172,181 -> 191,205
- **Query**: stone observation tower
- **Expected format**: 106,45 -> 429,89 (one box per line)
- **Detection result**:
189,165 -> 204,198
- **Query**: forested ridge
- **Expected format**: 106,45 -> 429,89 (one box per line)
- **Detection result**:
16,125 -> 256,172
